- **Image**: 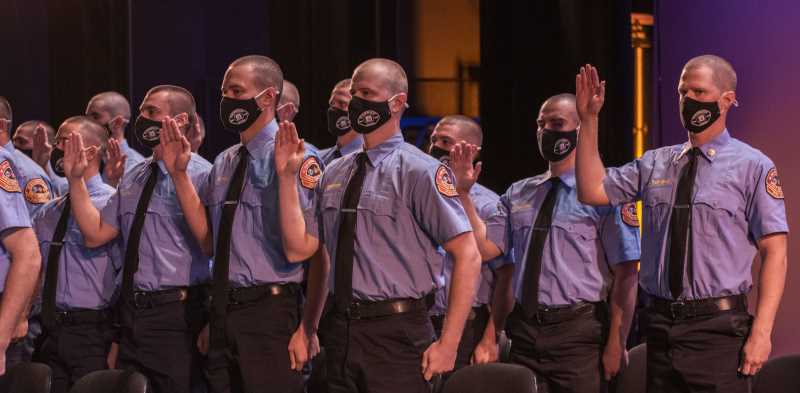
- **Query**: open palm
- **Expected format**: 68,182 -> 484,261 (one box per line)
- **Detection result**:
576,64 -> 606,119
275,121 -> 306,178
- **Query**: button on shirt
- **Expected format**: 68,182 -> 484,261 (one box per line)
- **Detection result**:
101,154 -> 212,291
431,182 -> 509,316
33,174 -> 121,310
316,132 -> 472,301
486,170 -> 641,306
0,147 -> 32,293
318,136 -> 364,166
3,141 -> 53,215
603,130 -> 788,300
201,120 -> 322,287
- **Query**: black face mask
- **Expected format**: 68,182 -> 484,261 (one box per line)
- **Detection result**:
680,96 -> 721,134
348,95 -> 393,134
429,145 -> 451,165
538,129 -> 578,162
219,92 -> 265,133
327,107 -> 351,137
134,115 -> 162,149
50,147 -> 65,177
19,148 -> 33,158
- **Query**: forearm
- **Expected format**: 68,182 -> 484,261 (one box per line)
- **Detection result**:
278,176 -> 318,262
69,178 -> 113,247
575,115 -> 610,206
440,238 -> 481,347
490,264 -> 514,331
302,247 -> 330,333
459,194 -> 502,261
752,245 -> 787,339
0,230 -> 41,347
607,263 -> 638,348
172,172 -> 212,256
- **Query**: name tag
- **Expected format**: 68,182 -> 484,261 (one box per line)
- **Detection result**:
325,183 -> 342,191
648,179 -> 671,187
511,202 -> 532,213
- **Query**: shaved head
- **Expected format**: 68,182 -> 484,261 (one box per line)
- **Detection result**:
229,55 -> 284,92
60,116 -> 109,152
352,58 -> 408,96
87,91 -> 131,120
333,78 -> 352,91
540,93 -> 578,123
438,115 -> 483,146
16,120 -> 55,141
684,55 -> 737,92
144,85 -> 197,127
280,80 -> 300,108
0,96 -> 12,123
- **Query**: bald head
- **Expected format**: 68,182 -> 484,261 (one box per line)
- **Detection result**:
438,115 -> 483,146
59,116 -> 109,151
0,96 -> 12,124
280,80 -> 300,109
143,85 -> 197,127
540,93 -> 578,123
14,121 -> 55,151
87,91 -> 131,122
352,58 -> 408,96
229,55 -> 284,92
684,55 -> 737,92
333,78 -> 351,92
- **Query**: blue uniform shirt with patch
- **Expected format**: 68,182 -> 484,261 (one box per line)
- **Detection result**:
603,129 -> 788,300
33,174 -> 121,310
100,154 -> 212,291
430,182 -> 509,316
200,120 -> 322,287
0,147 -> 33,293
3,141 -> 53,214
486,169 -> 641,306
316,131 -> 473,301
318,136 -> 363,166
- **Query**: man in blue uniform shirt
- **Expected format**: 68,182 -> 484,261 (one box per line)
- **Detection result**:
575,57 -> 788,392
0,141 -> 42,375
276,58 -> 482,393
86,91 -> 146,187
462,93 -> 641,392
317,79 -> 363,166
31,117 -> 120,393
163,55 -> 328,393
64,85 -> 211,393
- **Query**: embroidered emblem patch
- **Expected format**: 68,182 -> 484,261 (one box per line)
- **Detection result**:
766,167 -> 783,199
0,160 -> 21,193
299,157 -> 322,189
24,178 -> 50,204
621,202 -> 639,227
435,165 -> 458,197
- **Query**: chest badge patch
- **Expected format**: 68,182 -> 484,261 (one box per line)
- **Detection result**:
621,202 -> 639,227
299,157 -> 322,190
0,160 -> 21,193
766,167 -> 783,199
435,165 -> 458,197
24,178 -> 50,204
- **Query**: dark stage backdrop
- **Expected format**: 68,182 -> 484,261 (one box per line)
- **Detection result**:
655,0 -> 799,357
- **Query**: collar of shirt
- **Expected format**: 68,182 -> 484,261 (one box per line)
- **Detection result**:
2,140 -> 15,153
364,131 -> 403,167
677,128 -> 731,163
245,119 -> 279,160
338,136 -> 364,156
85,173 -> 105,194
119,139 -> 131,151
542,168 -> 576,189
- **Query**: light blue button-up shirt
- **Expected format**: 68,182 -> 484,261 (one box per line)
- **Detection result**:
3,141 -> 53,215
0,147 -> 32,293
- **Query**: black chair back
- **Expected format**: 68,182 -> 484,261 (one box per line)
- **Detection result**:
0,362 -> 52,393
69,369 -> 148,393
752,354 -> 800,393
441,363 -> 536,393
613,343 -> 647,393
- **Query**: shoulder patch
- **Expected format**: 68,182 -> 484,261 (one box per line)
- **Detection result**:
25,178 -> 51,204
299,157 -> 322,190
621,202 -> 639,227
765,167 -> 784,199
435,165 -> 458,197
0,160 -> 21,193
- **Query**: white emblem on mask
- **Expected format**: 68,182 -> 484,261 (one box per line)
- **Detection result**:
54,159 -> 64,173
336,116 -> 351,130
357,110 -> 381,127
691,109 -> 712,127
554,138 -> 572,155
142,126 -> 160,142
229,108 -> 250,125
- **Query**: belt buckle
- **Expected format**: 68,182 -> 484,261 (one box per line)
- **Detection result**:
228,287 -> 242,305
669,301 -> 685,320
133,292 -> 151,309
347,301 -> 362,320
55,311 -> 69,324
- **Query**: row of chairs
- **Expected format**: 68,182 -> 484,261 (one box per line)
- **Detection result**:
1,345 -> 798,392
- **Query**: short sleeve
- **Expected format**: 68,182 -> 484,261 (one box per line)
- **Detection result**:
600,203 -> 642,265
298,154 -> 324,239
603,157 -> 645,206
747,160 -> 789,239
410,164 -> 472,245
100,191 -> 122,230
0,159 -> 31,236
485,191 -> 512,255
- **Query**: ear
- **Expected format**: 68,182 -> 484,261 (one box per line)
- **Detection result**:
174,112 -> 190,127
389,93 -> 408,114
85,146 -> 100,163
719,91 -> 737,114
258,87 -> 279,110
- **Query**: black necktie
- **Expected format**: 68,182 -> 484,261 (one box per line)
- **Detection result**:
210,146 -> 249,349
333,149 -> 342,160
521,177 -> 561,319
121,163 -> 159,300
668,148 -> 699,299
41,195 -> 71,330
334,152 -> 369,313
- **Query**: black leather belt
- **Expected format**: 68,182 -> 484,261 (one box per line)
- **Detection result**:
651,294 -> 747,320
431,304 -> 486,324
341,296 -> 429,320
227,283 -> 299,305
53,308 -> 110,326
130,286 -> 204,309
521,301 -> 597,325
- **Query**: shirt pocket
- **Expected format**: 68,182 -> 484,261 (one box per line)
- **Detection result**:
551,220 -> 599,263
693,195 -> 741,236
358,193 -> 397,220
643,186 -> 673,230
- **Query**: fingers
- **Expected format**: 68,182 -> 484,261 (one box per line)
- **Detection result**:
474,161 -> 483,178
0,118 -> 10,134
287,122 -> 300,145
600,80 -> 607,99
421,348 -> 431,379
180,135 -> 191,153
289,347 -> 297,371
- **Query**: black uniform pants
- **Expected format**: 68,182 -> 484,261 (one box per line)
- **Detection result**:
324,307 -> 435,393
204,291 -> 304,393
646,309 -> 753,393
507,304 -> 608,393
33,317 -> 113,393
118,297 -> 206,393
431,304 -> 490,371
